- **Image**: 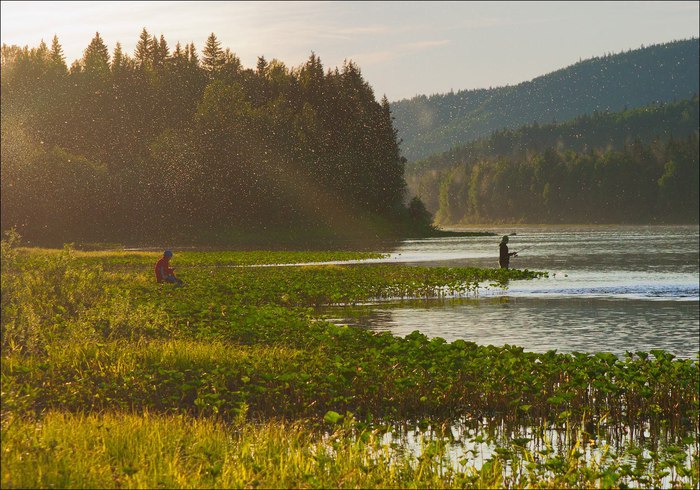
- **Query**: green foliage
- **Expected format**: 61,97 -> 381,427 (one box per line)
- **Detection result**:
411,130 -> 699,225
1,242 -> 105,356
2,247 -> 695,429
402,196 -> 435,235
80,32 -> 110,80
1,34 -> 415,246
1,246 -> 697,487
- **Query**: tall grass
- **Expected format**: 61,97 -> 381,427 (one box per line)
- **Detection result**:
3,411 -> 697,489
2,411 -> 431,489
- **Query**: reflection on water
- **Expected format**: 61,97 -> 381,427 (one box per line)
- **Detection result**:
323,296 -> 700,358
321,226 -> 698,486
373,414 -> 695,487
325,225 -> 700,358
388,225 -> 699,300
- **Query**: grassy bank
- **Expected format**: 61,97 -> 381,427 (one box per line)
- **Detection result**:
1,233 -> 698,488
4,410 -> 697,489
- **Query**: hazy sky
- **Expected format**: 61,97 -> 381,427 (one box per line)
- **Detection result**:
2,1 -> 698,101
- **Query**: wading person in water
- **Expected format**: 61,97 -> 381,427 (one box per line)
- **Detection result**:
499,235 -> 518,269
155,250 -> 184,286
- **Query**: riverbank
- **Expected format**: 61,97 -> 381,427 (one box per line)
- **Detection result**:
2,240 -> 698,488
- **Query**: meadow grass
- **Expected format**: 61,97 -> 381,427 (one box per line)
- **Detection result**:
2,233 -> 698,488
3,411 -> 697,489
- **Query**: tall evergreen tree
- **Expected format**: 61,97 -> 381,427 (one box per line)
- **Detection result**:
81,32 -> 110,79
134,27 -> 152,68
299,52 -> 325,104
49,35 -> 67,71
187,42 -> 199,66
172,42 -> 184,61
111,42 -> 126,73
256,55 -> 268,76
201,33 -> 224,76
151,34 -> 169,67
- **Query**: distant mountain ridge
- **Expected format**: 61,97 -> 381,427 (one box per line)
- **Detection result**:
404,97 -> 699,225
390,38 -> 699,162
407,96 -> 700,175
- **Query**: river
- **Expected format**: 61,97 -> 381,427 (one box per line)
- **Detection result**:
323,225 -> 700,359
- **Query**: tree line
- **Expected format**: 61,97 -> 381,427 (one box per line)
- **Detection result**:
409,96 -> 699,173
409,128 -> 698,225
1,30 -> 422,247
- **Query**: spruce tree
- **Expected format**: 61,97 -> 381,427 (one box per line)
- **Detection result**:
187,42 -> 199,66
34,39 -> 49,61
111,42 -> 126,73
256,55 -> 268,76
172,42 -> 185,63
201,33 -> 224,75
81,32 -> 110,79
152,34 -> 169,67
134,27 -> 152,68
50,35 -> 67,71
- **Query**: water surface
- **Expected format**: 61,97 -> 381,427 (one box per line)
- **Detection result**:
324,225 -> 700,358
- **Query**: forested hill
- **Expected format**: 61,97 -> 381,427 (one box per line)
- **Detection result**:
406,97 -> 699,225
391,38 -> 699,162
409,96 -> 700,175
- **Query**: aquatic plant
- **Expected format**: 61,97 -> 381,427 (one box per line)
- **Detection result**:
1,242 -> 698,488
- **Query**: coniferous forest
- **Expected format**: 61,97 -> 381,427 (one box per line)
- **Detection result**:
407,97 -> 699,225
1,31 -> 416,247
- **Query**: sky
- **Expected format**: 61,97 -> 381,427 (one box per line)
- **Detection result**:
1,1 -> 698,102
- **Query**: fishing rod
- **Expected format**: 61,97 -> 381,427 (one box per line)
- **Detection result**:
513,246 -> 529,255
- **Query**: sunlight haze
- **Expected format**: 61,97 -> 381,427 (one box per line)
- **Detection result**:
1,1 -> 698,101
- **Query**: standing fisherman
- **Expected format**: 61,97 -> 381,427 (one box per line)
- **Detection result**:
499,235 -> 518,269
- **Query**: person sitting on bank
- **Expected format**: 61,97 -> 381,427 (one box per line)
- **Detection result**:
499,235 -> 518,269
155,250 -> 184,286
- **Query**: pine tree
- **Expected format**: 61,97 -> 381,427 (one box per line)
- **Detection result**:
69,59 -> 82,75
187,42 -> 199,66
111,42 -> 124,72
256,55 -> 268,76
82,32 -> 110,79
32,39 -> 49,63
134,27 -> 152,68
299,52 -> 325,106
172,42 -> 187,66
152,34 -> 169,67
50,35 -> 67,71
159,35 -> 169,57
201,33 -> 224,75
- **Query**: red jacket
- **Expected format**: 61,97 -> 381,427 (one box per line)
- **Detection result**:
155,257 -> 174,282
